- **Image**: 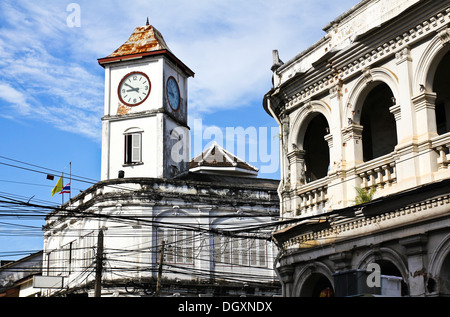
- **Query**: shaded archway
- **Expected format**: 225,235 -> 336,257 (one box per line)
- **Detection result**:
358,247 -> 408,296
303,114 -> 330,183
437,252 -> 450,295
375,259 -> 408,296
360,82 -> 398,162
299,273 -> 334,297
433,50 -> 450,135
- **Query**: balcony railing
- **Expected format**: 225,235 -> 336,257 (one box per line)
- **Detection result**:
356,153 -> 397,191
431,132 -> 450,171
285,133 -> 450,220
295,177 -> 329,216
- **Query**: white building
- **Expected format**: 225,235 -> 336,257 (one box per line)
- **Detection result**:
41,22 -> 280,297
264,0 -> 450,296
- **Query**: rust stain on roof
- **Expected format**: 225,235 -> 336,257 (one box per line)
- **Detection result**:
107,25 -> 170,58
98,22 -> 195,77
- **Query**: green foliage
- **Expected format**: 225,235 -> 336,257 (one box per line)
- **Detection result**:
354,186 -> 376,205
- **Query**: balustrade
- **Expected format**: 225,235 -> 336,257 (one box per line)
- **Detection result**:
432,133 -> 450,170
295,179 -> 328,216
357,160 -> 396,191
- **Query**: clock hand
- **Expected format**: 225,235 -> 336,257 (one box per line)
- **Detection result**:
124,83 -> 139,92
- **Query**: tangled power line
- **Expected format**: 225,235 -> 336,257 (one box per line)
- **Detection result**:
0,154 -> 287,292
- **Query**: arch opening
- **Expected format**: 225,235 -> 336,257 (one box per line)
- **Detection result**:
360,82 -> 398,162
375,259 -> 408,296
438,251 -> 450,295
303,114 -> 330,183
433,51 -> 450,135
299,273 -> 334,297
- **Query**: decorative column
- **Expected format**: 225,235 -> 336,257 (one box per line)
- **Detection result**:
276,264 -> 295,297
341,123 -> 364,206
411,92 -> 439,183
394,46 -> 415,144
400,234 -> 428,297
394,46 -> 419,189
342,123 -> 364,167
327,82 -> 345,210
411,91 -> 438,142
287,149 -> 306,188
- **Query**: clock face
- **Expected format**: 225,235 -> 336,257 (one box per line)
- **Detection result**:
118,72 -> 151,107
167,76 -> 180,111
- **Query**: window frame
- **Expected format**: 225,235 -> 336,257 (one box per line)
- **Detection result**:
124,132 -> 142,165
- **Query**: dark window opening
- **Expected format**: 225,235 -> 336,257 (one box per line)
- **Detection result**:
433,51 -> 450,135
124,133 -> 142,164
438,252 -> 450,295
300,273 -> 334,297
360,83 -> 397,162
376,260 -> 408,296
303,114 -> 330,183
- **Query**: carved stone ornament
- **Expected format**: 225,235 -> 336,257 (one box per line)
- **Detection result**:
438,27 -> 450,46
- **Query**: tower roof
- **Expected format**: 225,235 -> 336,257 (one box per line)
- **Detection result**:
98,22 -> 194,77
189,142 -> 259,177
106,24 -> 171,58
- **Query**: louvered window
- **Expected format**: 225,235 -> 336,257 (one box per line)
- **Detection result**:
124,133 -> 142,164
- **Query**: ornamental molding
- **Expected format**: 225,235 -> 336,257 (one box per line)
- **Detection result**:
282,6 -> 450,110
281,193 -> 450,251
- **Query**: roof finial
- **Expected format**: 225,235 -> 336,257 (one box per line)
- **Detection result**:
146,17 -> 149,26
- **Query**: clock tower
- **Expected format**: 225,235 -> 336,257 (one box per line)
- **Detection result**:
98,21 -> 194,180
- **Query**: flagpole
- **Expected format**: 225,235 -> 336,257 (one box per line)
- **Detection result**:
69,162 -> 72,202
61,173 -> 64,205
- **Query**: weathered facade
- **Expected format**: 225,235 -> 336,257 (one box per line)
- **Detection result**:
264,0 -> 450,296
41,23 -> 280,297
42,172 -> 280,297
0,251 -> 42,297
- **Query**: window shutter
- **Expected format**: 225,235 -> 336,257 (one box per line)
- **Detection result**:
131,133 -> 141,162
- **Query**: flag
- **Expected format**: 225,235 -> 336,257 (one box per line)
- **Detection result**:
52,175 -> 63,196
60,183 -> 71,194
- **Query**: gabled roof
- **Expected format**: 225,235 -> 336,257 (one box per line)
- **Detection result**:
189,142 -> 259,177
98,21 -> 194,77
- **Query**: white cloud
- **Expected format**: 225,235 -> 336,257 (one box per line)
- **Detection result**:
0,0 -> 361,142
0,82 -> 31,115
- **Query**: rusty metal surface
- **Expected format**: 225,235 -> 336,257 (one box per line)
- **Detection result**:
97,23 -> 195,77
107,25 -> 170,58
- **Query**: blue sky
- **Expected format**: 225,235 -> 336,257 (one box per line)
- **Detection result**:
0,0 -> 360,259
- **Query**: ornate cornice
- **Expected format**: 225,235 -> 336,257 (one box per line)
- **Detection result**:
281,6 -> 450,111
281,193 -> 450,251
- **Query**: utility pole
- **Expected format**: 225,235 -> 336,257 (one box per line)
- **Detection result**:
155,240 -> 165,297
94,229 -> 104,297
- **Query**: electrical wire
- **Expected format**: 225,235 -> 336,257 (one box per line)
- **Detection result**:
1,146 -> 447,294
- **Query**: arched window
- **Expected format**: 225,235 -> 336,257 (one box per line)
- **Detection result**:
360,83 -> 398,162
433,51 -> 450,135
303,114 -> 330,183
